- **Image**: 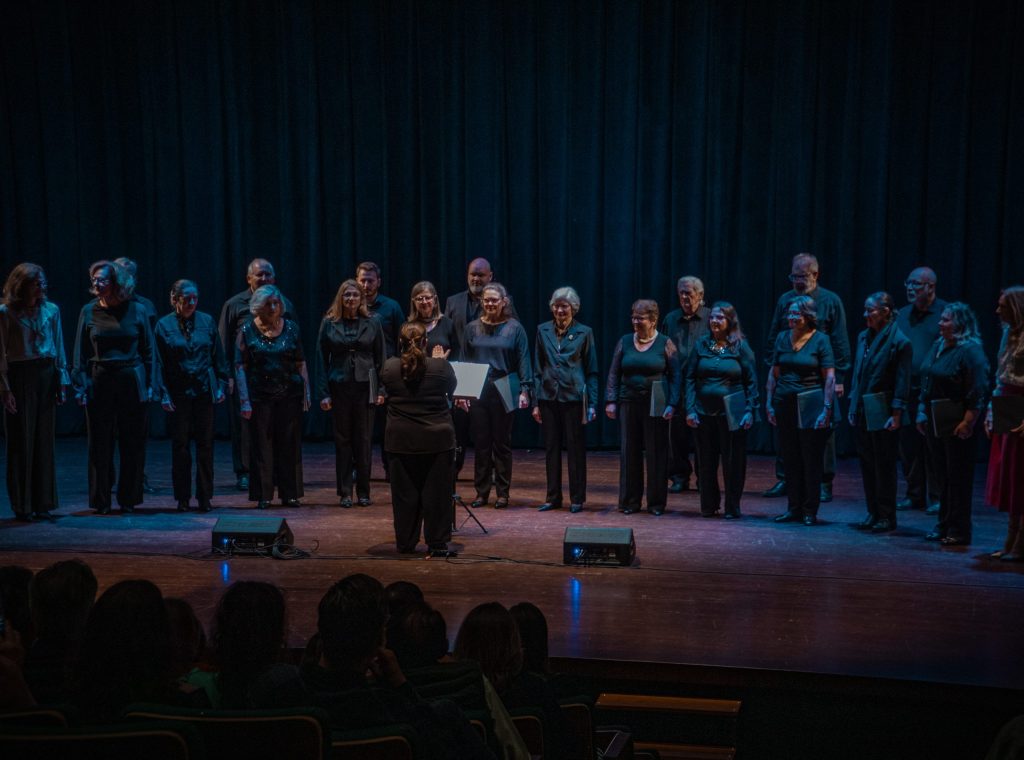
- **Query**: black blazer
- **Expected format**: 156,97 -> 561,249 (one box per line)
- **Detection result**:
443,289 -> 519,355
314,316 -> 385,400
532,320 -> 599,407
847,321 -> 913,423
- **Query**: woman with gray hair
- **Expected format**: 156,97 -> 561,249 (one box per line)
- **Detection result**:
915,301 -> 989,545
531,287 -> 599,513
73,260 -> 156,515
235,284 -> 310,509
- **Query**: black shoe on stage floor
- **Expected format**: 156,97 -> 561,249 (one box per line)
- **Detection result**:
925,502 -> 941,515
819,483 -> 833,503
236,475 -> 249,491
538,502 -> 561,512
570,504 -> 583,513
871,519 -> 896,533
853,516 -> 876,530
896,498 -> 922,511
774,510 -> 800,523
762,480 -> 787,498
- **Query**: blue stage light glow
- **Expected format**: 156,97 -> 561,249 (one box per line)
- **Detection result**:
221,562 -> 230,584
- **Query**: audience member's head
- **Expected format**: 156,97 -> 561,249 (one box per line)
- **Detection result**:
385,580 -> 425,617
212,581 -> 287,707
454,602 -> 523,693
0,565 -> 34,642
165,598 -> 207,679
317,574 -> 388,673
510,602 -> 549,675
74,579 -> 173,722
387,601 -> 448,671
29,559 -> 97,645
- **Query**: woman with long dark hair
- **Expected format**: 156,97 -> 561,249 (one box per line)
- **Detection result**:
73,260 -> 156,515
315,279 -> 385,507
155,280 -> 230,513
0,263 -> 69,521
408,280 -> 457,359
382,321 -> 457,555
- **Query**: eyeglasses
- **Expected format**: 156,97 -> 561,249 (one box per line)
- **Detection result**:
413,295 -> 435,303
788,273 -> 816,282
91,277 -> 110,286
904,280 -> 931,289
481,298 -> 502,305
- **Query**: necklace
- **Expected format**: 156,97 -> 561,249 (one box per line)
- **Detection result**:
709,338 -> 728,355
636,330 -> 657,345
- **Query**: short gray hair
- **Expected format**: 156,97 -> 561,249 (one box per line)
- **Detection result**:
677,275 -> 705,293
549,286 -> 581,314
249,284 -> 282,315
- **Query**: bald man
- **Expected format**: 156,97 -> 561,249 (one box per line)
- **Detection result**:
895,267 -> 945,514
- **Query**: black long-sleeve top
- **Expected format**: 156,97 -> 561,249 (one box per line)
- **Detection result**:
443,290 -> 520,356
367,294 -> 405,359
421,315 -> 458,359
661,306 -> 710,367
532,320 -> 599,407
154,311 -> 230,399
770,330 -> 834,401
847,321 -> 913,420
381,357 -> 457,454
314,316 -> 384,400
918,340 -> 990,416
605,333 -> 681,406
764,285 -> 851,384
218,288 -> 296,359
235,318 -> 306,402
685,337 -> 758,417
462,319 -> 532,397
72,299 -> 156,400
895,298 -> 947,382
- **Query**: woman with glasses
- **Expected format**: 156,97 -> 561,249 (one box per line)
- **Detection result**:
460,282 -> 531,509
765,295 -> 836,526
915,302 -> 989,546
154,280 -> 230,513
606,299 -> 680,515
407,281 -> 457,359
73,260 -> 157,515
0,263 -> 70,521
315,280 -> 384,507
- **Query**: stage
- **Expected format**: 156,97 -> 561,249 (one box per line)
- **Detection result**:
2,438 -> 1023,693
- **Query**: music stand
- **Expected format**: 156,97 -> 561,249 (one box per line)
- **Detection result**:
449,362 -> 490,535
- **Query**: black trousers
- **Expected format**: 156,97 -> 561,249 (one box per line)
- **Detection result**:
773,425 -> 836,483
470,383 -> 515,500
452,406 -> 471,480
330,381 -> 374,499
167,395 -> 215,502
775,395 -> 830,517
538,400 -> 587,505
389,449 -> 454,552
228,388 -> 250,477
618,399 -> 669,510
87,365 -> 147,510
856,424 -> 899,524
899,387 -> 941,506
248,395 -> 304,502
925,424 -> 977,541
669,415 -> 696,483
694,414 -> 747,516
4,358 -> 59,516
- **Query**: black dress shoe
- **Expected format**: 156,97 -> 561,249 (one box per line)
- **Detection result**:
471,497 -> 488,508
853,516 -> 877,530
197,500 -> 212,513
896,498 -> 921,511
819,483 -> 833,503
871,519 -> 896,533
357,497 -> 372,507
33,510 -> 57,522
1000,552 -> 1024,562
622,506 -> 637,515
925,531 -> 944,541
762,480 -> 787,498
121,504 -> 135,514
570,504 -> 583,513
774,510 -> 800,523
649,507 -> 665,516
14,513 -> 32,522
537,503 -> 561,512
724,510 -> 741,519
339,497 -> 353,508
494,499 -> 508,510
283,498 -> 302,508
940,535 -> 970,546
430,548 -> 458,558
803,515 -> 818,526
236,475 -> 249,491
177,500 -> 191,512
925,502 -> 941,515
700,510 -> 720,518
95,505 -> 111,515
668,477 -> 687,494
256,500 -> 270,510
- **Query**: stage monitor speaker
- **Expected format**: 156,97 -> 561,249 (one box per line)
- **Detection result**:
563,526 -> 635,566
211,516 -> 293,554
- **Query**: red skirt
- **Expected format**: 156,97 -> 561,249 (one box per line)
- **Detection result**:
985,387 -> 1024,516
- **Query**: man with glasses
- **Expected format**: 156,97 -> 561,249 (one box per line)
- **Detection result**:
895,267 -> 945,514
762,253 -> 851,502
661,275 -> 710,493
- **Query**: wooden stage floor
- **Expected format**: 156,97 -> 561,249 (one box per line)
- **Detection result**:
2,438 -> 1023,692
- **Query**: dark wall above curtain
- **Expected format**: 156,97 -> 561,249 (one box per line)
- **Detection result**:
2,0 -> 1021,447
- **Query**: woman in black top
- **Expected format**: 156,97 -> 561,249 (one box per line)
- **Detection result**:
605,299 -> 680,515
382,322 -> 457,555
236,285 -> 310,509
461,283 -> 531,509
915,302 -> 989,545
407,281 -> 456,359
73,260 -> 156,515
847,292 -> 913,533
315,279 -> 384,507
0,263 -> 70,521
155,280 -> 230,513
532,287 -> 599,514
765,295 -> 836,525
684,302 -> 757,519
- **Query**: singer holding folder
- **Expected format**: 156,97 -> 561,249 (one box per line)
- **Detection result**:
915,302 -> 989,546
765,295 -> 835,526
846,292 -> 912,533
684,302 -> 758,519
605,299 -> 681,516
460,283 -> 531,509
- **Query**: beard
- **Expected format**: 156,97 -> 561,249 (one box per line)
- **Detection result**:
469,282 -> 485,297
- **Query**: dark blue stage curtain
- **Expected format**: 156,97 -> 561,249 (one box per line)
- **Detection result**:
2,0 -> 1022,449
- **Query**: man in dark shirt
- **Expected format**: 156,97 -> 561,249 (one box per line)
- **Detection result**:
356,261 -> 404,359
762,253 -> 851,502
218,259 -> 295,491
895,267 -> 945,513
661,275 -> 710,493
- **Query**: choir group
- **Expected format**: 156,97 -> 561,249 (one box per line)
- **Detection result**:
1,254 -> 1022,558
